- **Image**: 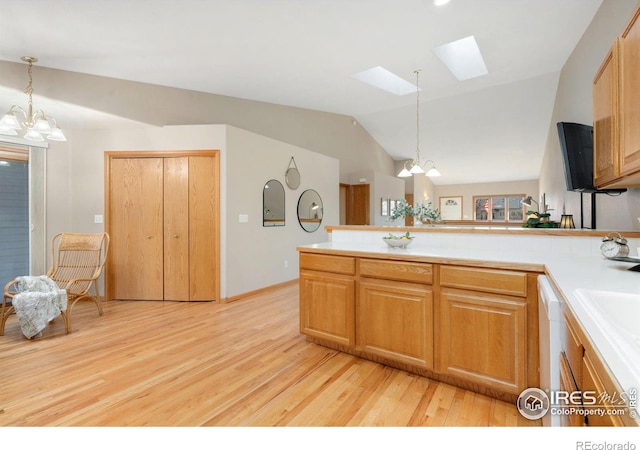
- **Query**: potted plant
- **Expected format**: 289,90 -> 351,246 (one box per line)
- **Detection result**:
522,210 -> 559,228
388,199 -> 441,225
413,200 -> 441,225
388,199 -> 415,222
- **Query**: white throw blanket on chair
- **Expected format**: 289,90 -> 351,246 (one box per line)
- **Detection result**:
12,275 -> 67,339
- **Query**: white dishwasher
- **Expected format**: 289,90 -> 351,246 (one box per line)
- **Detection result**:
538,275 -> 561,427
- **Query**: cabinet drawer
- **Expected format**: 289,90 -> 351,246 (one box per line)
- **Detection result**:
440,266 -> 527,297
561,313 -> 584,387
299,253 -> 355,275
359,259 -> 432,284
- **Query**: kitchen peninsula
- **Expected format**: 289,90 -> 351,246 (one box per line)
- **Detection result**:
297,225 -> 640,426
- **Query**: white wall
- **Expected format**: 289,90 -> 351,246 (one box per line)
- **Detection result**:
540,0 -> 640,231
45,123 -> 338,299
225,126 -> 338,297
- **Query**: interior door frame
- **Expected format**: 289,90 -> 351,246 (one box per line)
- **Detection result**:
104,150 -> 220,302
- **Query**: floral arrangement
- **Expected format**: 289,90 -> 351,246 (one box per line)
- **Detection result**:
389,199 -> 415,221
414,201 -> 440,224
388,199 -> 441,224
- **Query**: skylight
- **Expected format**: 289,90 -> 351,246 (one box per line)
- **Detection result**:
432,35 -> 488,81
351,66 -> 419,96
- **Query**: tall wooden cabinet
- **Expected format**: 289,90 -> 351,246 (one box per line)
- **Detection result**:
593,2 -> 640,188
105,151 -> 219,302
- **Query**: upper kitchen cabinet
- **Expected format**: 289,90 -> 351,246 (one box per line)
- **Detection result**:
594,3 -> 640,189
593,43 -> 619,187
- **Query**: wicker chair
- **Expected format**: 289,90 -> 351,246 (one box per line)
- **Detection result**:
1,232 -> 110,336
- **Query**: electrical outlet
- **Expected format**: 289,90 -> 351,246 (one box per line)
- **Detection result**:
284,260 -> 288,268
94,214 -> 103,224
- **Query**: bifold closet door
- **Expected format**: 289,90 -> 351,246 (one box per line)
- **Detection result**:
187,156 -> 217,301
110,158 -> 164,300
163,157 -> 189,300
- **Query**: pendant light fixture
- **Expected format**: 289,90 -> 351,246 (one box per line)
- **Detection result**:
397,70 -> 440,178
0,56 -> 67,142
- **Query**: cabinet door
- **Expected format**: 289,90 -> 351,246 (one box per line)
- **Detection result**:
620,9 -> 640,177
299,271 -> 355,347
593,44 -> 619,187
358,278 -> 433,369
164,157 -> 190,300
439,288 -> 527,394
110,157 -> 164,300
559,352 -> 585,427
582,352 -> 624,427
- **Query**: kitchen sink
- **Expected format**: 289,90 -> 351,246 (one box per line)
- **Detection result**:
573,288 -> 640,378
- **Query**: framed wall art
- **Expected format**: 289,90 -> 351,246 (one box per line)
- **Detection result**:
439,196 -> 463,221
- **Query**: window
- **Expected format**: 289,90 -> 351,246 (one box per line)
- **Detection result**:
473,194 -> 525,222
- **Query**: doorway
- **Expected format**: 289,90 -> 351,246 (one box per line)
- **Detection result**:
340,183 -> 370,225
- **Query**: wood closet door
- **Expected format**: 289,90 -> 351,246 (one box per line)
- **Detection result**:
164,157 -> 189,300
188,156 -> 217,300
110,158 -> 164,300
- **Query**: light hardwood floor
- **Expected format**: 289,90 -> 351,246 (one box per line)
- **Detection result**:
0,282 -> 539,426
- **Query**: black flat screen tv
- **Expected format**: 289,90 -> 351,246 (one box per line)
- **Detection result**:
557,122 -> 598,192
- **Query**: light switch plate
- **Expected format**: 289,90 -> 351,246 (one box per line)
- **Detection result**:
239,214 -> 249,223
94,214 -> 103,224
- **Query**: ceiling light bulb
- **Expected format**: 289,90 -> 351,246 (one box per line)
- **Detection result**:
434,0 -> 450,5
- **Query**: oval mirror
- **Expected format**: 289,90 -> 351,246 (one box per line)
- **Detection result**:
285,167 -> 300,190
263,179 -> 285,227
297,189 -> 323,232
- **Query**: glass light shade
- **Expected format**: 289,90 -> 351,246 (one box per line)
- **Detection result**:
1,113 -> 22,130
23,128 -> 45,141
0,124 -> 18,136
397,167 -> 412,177
426,167 -> 441,177
32,118 -> 52,134
409,163 -> 425,174
47,126 -> 67,141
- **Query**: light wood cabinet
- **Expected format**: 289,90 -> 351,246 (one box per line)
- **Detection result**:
559,352 -> 585,427
106,152 -> 219,302
593,43 -> 619,187
594,3 -> 640,188
299,254 -> 355,347
619,6 -> 640,179
299,271 -> 355,347
439,287 -> 527,394
560,308 -> 630,427
358,277 -> 433,369
298,250 -> 539,400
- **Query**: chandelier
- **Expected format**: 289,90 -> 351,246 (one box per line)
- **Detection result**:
0,56 -> 67,142
397,70 -> 440,178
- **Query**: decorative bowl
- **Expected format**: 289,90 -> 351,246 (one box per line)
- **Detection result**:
382,236 -> 414,249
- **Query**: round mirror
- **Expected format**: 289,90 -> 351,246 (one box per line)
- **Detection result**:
263,179 -> 285,227
285,167 -> 300,190
297,189 -> 323,232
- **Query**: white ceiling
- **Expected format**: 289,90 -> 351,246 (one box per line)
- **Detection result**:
0,0 -> 603,185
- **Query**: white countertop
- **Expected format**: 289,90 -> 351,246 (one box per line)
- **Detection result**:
298,241 -> 640,419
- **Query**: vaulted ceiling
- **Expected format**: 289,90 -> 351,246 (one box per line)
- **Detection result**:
0,0 -> 603,184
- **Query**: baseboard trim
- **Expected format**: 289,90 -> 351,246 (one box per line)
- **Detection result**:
221,279 -> 298,304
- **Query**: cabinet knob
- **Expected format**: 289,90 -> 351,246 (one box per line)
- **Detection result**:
146,235 -> 152,239
173,234 -> 179,238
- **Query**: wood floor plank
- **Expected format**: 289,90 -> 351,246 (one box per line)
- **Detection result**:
0,283 -> 540,427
